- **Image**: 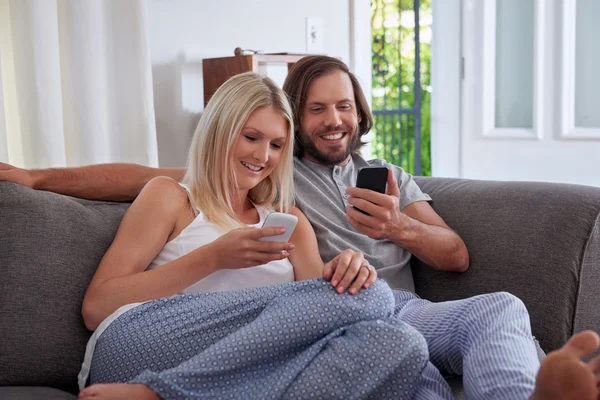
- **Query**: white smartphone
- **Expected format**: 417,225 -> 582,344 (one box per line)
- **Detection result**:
259,212 -> 298,242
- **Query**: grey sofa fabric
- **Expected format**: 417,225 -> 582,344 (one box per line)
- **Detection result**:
1,177 -> 599,399
412,177 -> 600,354
0,182 -> 129,394
573,210 -> 600,341
0,386 -> 76,400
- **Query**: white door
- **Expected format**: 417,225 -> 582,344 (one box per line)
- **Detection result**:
461,0 -> 600,186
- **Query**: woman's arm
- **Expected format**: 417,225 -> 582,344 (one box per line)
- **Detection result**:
81,176 -> 219,330
287,207 -> 325,281
83,177 -> 297,331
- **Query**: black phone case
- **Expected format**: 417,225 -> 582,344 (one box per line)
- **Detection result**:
356,167 -> 388,194
354,167 -> 388,215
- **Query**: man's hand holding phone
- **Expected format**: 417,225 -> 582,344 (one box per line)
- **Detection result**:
345,167 -> 411,240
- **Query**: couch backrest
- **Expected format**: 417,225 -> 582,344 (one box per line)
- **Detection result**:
0,182 -> 129,393
411,177 -> 600,353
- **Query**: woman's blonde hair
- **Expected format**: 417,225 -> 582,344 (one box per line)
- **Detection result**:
182,72 -> 295,229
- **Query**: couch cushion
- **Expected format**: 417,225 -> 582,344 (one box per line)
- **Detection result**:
412,177 -> 600,353
0,386 -> 77,400
0,182 -> 129,393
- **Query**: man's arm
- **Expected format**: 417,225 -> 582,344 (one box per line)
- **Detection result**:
389,201 -> 469,272
0,161 -> 185,201
345,168 -> 469,272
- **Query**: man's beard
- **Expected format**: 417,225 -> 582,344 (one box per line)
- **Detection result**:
299,128 -> 361,166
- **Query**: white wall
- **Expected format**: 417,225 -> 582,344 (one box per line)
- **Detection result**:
146,0 -> 353,167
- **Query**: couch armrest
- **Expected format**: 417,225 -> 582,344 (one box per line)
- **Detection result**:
412,177 -> 600,353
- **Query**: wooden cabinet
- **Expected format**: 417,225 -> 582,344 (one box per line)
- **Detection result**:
202,54 -> 318,106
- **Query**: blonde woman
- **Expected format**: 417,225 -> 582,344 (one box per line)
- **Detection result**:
77,73 -> 426,400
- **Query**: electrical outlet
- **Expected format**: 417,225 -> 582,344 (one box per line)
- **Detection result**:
305,17 -> 324,53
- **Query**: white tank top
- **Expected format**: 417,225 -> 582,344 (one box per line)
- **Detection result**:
145,185 -> 295,293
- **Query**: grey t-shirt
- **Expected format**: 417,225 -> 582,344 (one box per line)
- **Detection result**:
293,154 -> 431,292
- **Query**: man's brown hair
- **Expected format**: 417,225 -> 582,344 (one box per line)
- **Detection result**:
283,56 -> 373,158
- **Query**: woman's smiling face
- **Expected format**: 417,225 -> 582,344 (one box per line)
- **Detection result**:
232,105 -> 289,192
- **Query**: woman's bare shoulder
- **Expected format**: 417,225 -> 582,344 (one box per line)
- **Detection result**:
135,176 -> 189,214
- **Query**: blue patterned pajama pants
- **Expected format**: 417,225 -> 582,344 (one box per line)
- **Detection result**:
393,290 -> 541,400
90,279 -> 432,399
90,279 -> 540,399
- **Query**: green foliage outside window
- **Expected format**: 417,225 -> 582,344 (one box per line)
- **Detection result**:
371,0 -> 431,176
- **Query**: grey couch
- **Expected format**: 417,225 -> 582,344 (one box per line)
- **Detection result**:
1,177 -> 599,399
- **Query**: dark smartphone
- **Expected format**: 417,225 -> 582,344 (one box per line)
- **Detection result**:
354,167 -> 388,215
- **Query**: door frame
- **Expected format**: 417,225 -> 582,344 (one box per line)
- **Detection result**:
431,0 -> 462,177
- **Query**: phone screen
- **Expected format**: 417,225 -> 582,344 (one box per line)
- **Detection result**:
353,167 -> 388,215
356,167 -> 388,194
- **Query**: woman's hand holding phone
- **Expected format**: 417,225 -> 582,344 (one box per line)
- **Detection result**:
209,225 -> 295,270
259,212 -> 298,242
208,212 -> 298,270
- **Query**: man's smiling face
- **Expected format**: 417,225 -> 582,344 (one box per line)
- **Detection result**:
297,71 -> 362,166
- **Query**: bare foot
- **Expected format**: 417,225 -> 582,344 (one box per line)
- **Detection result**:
78,383 -> 159,400
530,330 -> 600,400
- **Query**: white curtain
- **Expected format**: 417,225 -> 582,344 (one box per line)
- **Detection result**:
0,0 -> 159,168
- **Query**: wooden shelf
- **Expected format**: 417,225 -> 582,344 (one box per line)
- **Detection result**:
202,54 -> 330,106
